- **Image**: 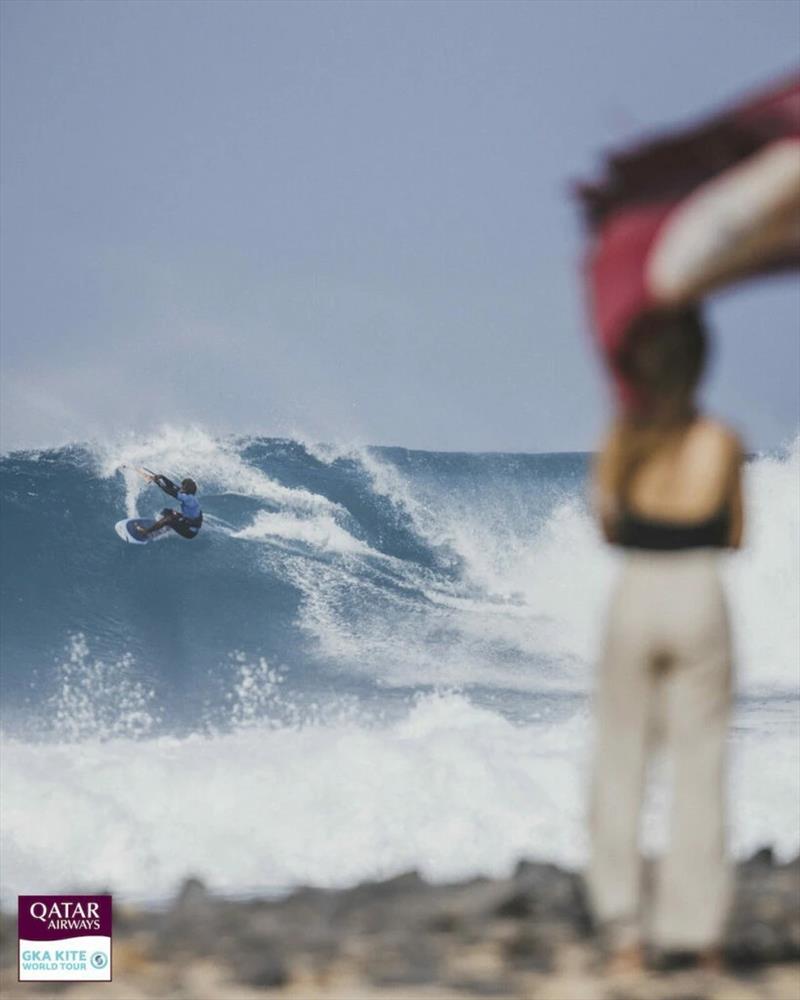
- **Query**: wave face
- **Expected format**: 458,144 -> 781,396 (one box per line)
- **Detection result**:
1,429 -> 798,900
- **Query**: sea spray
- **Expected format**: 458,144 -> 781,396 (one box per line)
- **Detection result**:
48,634 -> 159,742
1,688 -> 797,903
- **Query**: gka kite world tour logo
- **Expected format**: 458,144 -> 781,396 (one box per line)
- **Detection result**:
18,895 -> 112,982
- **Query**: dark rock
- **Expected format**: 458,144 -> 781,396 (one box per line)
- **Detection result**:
513,858 -> 537,878
650,950 -> 709,972
503,929 -> 553,972
283,884 -> 333,908
494,890 -> 534,919
428,910 -> 463,933
3,854 -> 798,996
0,912 -> 17,966
726,849 -> 800,966
655,994 -> 704,1000
173,876 -> 212,912
452,875 -> 494,889
446,977 -> 516,996
356,869 -> 427,899
572,877 -> 595,937
234,951 -> 288,988
436,878 -> 515,926
746,846 -> 776,868
369,966 -> 441,988
726,917 -> 799,967
367,949 -> 441,986
158,883 -> 255,961
332,871 -> 427,914
497,865 -> 593,937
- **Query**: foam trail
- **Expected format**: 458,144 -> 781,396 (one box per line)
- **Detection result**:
232,510 -> 374,557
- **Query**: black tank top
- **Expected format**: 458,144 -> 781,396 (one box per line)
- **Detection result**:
616,505 -> 730,551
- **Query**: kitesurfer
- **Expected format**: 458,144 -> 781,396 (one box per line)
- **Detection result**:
140,474 -> 203,539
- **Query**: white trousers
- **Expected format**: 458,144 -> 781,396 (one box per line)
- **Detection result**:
587,550 -> 733,951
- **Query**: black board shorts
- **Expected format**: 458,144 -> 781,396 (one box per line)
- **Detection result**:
160,508 -> 202,539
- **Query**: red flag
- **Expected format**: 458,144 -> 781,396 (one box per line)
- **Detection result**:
578,74 -> 800,403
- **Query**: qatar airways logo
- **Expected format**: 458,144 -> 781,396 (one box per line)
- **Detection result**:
18,895 -> 112,983
29,900 -> 102,932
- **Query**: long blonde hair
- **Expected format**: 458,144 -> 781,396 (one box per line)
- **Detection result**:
611,307 -> 708,503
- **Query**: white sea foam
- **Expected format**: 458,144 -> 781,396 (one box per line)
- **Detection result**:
287,438 -> 799,697
292,442 -> 598,690
1,691 -> 796,904
727,438 -> 800,693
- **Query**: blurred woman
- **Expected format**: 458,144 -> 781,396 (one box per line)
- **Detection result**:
588,306 -> 744,972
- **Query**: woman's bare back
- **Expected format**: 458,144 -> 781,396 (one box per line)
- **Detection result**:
625,418 -> 740,521
595,416 -> 744,547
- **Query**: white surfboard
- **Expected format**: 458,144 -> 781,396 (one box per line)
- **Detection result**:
115,517 -> 170,545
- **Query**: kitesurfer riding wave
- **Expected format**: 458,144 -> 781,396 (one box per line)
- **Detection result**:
139,474 -> 203,539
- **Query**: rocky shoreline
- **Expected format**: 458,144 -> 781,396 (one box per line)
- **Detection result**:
2,849 -> 798,999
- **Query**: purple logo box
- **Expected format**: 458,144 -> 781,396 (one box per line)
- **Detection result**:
18,895 -> 112,942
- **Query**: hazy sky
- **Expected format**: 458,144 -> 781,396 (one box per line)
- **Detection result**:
2,0 -> 798,453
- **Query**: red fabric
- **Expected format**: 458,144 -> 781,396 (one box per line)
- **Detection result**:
586,202 -> 672,356
579,73 -> 800,403
585,202 -> 674,407
734,75 -> 800,135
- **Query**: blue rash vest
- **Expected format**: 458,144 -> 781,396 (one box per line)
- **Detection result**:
177,491 -> 202,521
153,475 -> 203,530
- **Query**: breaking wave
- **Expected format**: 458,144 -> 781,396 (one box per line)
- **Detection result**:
1,429 -> 797,900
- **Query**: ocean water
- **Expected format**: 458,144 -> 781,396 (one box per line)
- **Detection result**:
1,428 -> 798,903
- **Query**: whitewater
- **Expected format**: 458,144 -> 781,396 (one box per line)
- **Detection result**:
1,428 -> 798,903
